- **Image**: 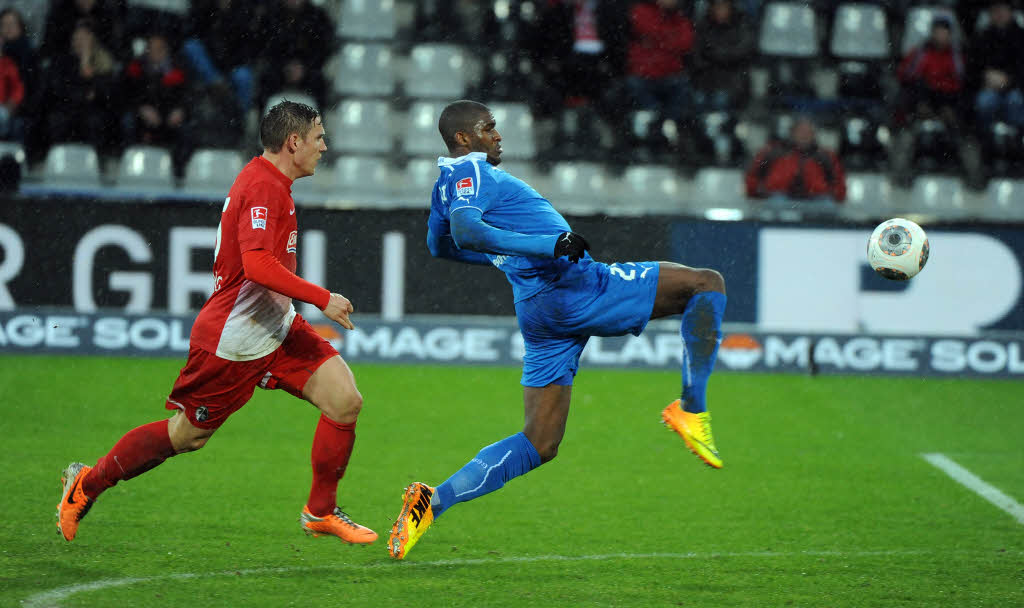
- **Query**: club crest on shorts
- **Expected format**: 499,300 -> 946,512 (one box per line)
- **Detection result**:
195,406 -> 209,423
287,230 -> 297,253
251,207 -> 268,229
456,177 -> 474,196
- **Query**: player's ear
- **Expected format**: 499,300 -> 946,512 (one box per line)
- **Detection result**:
287,133 -> 300,153
454,130 -> 470,147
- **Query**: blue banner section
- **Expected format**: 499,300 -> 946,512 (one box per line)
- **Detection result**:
2,312 -> 1021,379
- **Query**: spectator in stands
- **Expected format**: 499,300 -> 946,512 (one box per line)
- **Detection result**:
745,116 -> 847,203
0,40 -> 24,140
970,1 -> 1024,131
41,18 -> 117,155
40,0 -> 123,60
891,15 -> 983,187
691,0 -> 755,112
625,0 -> 695,124
182,0 -> 259,116
1,9 -> 38,100
122,31 -> 192,176
260,0 -> 336,111
527,0 -> 630,162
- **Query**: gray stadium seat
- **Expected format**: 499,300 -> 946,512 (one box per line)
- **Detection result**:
983,179 -> 1024,221
183,149 -> 245,194
334,156 -> 393,198
620,165 -> 687,214
549,162 -> 614,214
902,6 -> 961,55
693,168 -> 746,207
42,144 -> 102,189
831,3 -> 890,59
404,101 -> 447,157
326,100 -> 393,155
488,102 -> 536,160
117,146 -> 175,191
338,0 -> 396,40
759,2 -> 818,57
395,158 -> 442,205
331,44 -> 395,97
290,163 -> 337,204
263,90 -> 319,117
843,172 -> 893,217
125,0 -> 188,14
909,175 -> 968,218
404,44 -> 467,99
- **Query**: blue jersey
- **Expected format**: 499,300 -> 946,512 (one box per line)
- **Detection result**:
428,152 -> 591,302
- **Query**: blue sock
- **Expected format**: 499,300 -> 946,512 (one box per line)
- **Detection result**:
432,432 -> 541,519
680,291 -> 726,414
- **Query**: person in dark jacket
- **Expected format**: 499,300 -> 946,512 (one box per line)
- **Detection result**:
122,31 -> 192,175
259,0 -> 336,111
42,18 -> 118,154
970,1 -> 1024,130
745,117 -> 847,203
40,0 -> 123,60
692,0 -> 756,111
182,0 -> 261,115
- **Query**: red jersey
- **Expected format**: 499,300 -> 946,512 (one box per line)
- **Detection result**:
191,157 -> 300,361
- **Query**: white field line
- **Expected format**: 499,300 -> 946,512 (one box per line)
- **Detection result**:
23,549 -> 925,608
922,452 -> 1024,525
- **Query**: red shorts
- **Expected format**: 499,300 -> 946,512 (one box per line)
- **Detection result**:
165,315 -> 339,429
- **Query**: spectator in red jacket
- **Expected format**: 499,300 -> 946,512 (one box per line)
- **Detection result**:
625,0 -> 695,124
896,16 -> 966,124
122,32 -> 193,176
0,45 -> 24,140
745,117 -> 847,203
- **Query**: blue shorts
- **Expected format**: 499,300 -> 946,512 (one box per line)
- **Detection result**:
514,260 -> 660,387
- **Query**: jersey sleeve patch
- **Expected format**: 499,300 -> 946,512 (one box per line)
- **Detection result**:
251,206 -> 268,229
456,177 -> 474,197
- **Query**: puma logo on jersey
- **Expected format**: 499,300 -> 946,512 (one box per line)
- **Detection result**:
456,177 -> 474,196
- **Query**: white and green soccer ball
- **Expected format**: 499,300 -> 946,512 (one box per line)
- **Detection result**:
867,218 -> 930,281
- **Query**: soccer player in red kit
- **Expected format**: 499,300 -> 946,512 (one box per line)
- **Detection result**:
56,101 -> 377,545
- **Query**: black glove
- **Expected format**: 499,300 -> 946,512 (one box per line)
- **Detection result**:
553,231 -> 590,263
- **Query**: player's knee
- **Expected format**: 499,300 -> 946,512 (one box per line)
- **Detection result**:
323,389 -> 362,424
693,268 -> 725,295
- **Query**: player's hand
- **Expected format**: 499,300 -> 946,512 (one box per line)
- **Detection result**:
323,292 -> 355,330
554,232 -> 590,263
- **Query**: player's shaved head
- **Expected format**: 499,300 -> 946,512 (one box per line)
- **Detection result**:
261,100 -> 321,153
438,100 -> 492,152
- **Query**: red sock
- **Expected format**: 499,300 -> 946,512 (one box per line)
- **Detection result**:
307,414 -> 356,517
82,419 -> 176,499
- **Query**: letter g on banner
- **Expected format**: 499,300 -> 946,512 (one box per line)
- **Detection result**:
73,225 -> 153,312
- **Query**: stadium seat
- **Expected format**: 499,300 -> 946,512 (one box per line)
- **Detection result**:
759,2 -> 818,57
696,111 -> 743,166
183,149 -> 244,194
290,163 -> 337,204
831,3 -> 889,59
395,158 -> 442,204
42,144 -> 103,189
983,179 -> 1024,221
693,168 -> 746,207
125,0 -> 188,14
488,102 -> 536,160
117,146 -> 175,191
331,44 -> 395,97
334,155 -> 393,199
840,115 -> 889,170
403,101 -> 447,157
981,121 -> 1023,178
844,172 -> 893,217
619,165 -> 687,214
338,0 -> 396,40
263,90 -> 319,117
910,175 -> 968,217
326,100 -> 393,155
549,162 -> 615,214
902,6 -> 961,55
404,44 -> 468,99
912,119 -> 959,173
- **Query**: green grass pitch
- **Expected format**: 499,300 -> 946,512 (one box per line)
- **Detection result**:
2,355 -> 1022,607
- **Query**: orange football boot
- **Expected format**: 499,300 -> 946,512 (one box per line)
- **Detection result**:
662,399 -> 722,468
300,506 -> 378,544
56,462 -> 95,541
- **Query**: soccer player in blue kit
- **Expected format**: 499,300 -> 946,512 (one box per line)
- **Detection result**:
387,100 -> 727,560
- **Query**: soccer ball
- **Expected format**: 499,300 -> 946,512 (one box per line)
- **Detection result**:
867,218 -> 929,280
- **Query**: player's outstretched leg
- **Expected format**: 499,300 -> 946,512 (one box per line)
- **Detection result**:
57,418 -> 180,541
653,265 -> 726,468
388,431 -> 542,559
